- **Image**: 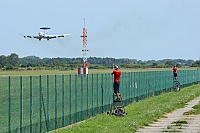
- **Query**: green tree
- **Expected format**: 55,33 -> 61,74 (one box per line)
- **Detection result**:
7,53 -> 19,67
0,55 -> 8,68
151,63 -> 158,68
165,60 -> 173,68
191,60 -> 200,67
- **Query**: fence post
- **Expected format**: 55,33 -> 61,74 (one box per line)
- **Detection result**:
96,74 -> 99,114
8,76 -> 11,133
69,74 -> 72,125
30,76 -> 33,133
39,75 -> 42,132
47,75 -> 50,131
20,76 -> 23,133
81,75 -> 83,120
75,74 -> 77,122
92,74 -> 94,116
101,74 -> 103,113
62,75 -> 65,127
54,75 -> 57,129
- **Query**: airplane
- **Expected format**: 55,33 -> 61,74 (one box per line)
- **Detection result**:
21,27 -> 71,41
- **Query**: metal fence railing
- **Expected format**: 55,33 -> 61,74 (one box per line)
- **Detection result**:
0,70 -> 200,133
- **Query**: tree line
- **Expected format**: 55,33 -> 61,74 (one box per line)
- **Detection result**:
0,53 -> 199,70
0,53 -> 20,70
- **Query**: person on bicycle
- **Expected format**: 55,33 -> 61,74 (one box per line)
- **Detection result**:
111,65 -> 122,101
173,65 -> 178,81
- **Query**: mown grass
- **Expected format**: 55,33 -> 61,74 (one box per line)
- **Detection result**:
0,68 -> 160,77
0,67 -> 197,77
53,83 -> 200,133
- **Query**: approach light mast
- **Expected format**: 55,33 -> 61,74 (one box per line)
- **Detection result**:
78,19 -> 89,75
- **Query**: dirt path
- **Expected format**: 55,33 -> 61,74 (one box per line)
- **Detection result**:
136,96 -> 200,133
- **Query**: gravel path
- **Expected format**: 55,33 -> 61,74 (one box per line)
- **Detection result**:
136,96 -> 200,133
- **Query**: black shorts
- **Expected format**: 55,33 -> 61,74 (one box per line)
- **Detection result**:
174,73 -> 177,77
113,82 -> 120,94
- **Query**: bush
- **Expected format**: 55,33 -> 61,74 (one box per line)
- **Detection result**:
5,65 -> 14,70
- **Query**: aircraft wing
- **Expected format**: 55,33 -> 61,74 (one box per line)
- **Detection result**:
20,34 -> 41,39
58,34 -> 71,37
43,35 -> 57,39
26,35 -> 32,38
20,34 -> 43,40
20,34 -> 33,38
47,34 -> 71,38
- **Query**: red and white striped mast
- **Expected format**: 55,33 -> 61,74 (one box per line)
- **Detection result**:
81,18 -> 88,68
78,19 -> 89,75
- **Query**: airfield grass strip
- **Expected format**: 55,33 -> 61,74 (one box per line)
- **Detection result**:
55,83 -> 200,133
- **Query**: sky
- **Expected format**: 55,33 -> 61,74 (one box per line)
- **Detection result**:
0,0 -> 200,61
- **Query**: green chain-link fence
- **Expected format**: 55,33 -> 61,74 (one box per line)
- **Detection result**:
0,70 -> 200,132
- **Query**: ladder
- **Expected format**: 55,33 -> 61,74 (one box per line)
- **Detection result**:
173,80 -> 181,91
107,93 -> 126,116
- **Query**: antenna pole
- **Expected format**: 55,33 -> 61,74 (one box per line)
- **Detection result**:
81,18 -> 88,68
83,18 -> 85,28
78,19 -> 89,75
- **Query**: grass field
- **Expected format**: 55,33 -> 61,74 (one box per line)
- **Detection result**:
0,74 -> 109,132
53,83 -> 200,133
1,68 -> 199,132
0,67 -> 197,77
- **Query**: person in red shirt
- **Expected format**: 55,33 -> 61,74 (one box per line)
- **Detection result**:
111,65 -> 122,101
173,65 -> 178,81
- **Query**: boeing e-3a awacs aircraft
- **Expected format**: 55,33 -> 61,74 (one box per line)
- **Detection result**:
22,27 -> 71,41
